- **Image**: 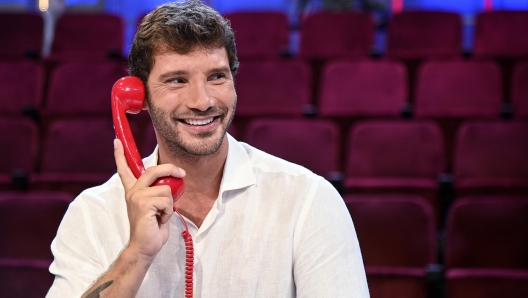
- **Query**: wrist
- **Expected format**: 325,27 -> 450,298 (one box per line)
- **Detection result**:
121,244 -> 156,270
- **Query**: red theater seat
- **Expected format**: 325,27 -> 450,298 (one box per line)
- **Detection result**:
344,194 -> 436,298
0,118 -> 38,190
31,119 -> 117,195
319,59 -> 407,118
387,11 -> 462,59
224,11 -> 289,60
49,13 -> 124,61
445,196 -> 528,298
0,13 -> 43,59
0,191 -> 73,298
44,62 -> 127,117
244,119 -> 340,178
299,11 -> 374,60
344,120 -> 445,213
512,61 -> 528,119
0,61 -> 44,116
453,121 -> 528,196
473,11 -> 528,59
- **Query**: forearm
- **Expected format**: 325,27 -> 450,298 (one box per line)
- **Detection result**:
81,246 -> 153,298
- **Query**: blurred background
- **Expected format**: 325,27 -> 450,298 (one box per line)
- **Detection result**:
0,0 -> 527,297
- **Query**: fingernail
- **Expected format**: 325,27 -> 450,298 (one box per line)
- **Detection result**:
113,139 -> 118,148
178,167 -> 186,176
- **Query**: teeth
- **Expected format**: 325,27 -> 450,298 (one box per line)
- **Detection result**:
184,118 -> 214,126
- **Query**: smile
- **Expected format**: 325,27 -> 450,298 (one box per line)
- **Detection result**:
181,117 -> 218,126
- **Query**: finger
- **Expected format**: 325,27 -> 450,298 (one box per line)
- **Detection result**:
114,138 -> 137,191
144,196 -> 174,221
134,164 -> 186,190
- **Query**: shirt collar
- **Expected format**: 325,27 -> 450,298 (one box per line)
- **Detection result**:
143,133 -> 256,194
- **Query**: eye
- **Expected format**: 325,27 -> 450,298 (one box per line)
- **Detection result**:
209,73 -> 226,81
167,77 -> 186,84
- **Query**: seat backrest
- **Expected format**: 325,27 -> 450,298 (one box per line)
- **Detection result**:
0,118 -> 38,174
446,195 -> 528,268
0,61 -> 43,116
474,11 -> 528,58
245,119 -> 340,176
40,118 -> 116,174
319,59 -> 407,117
44,62 -> 127,116
512,61 -> 528,119
387,11 -> 462,59
51,13 -> 123,56
0,13 -> 43,58
346,120 -> 445,178
224,11 -> 289,59
454,121 -> 528,180
0,192 -> 73,259
344,194 -> 436,267
235,59 -> 311,117
299,11 -> 374,60
415,60 -> 502,118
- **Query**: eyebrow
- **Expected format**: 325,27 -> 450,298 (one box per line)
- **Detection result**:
157,66 -> 231,82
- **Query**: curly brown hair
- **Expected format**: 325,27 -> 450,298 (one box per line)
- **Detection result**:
128,0 -> 239,84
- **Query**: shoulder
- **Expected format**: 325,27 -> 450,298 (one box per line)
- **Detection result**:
239,141 -> 318,179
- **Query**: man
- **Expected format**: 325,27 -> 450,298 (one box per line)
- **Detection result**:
46,1 -> 369,297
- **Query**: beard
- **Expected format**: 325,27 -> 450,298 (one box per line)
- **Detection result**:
147,95 -> 236,160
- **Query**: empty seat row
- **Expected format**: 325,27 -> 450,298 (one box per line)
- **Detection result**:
2,59 -> 528,119
2,117 -> 527,204
0,12 -> 123,61
1,191 -> 526,297
4,10 -> 528,61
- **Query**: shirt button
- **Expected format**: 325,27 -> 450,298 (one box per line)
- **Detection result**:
195,235 -> 202,242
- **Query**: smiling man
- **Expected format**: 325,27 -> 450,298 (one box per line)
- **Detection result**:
45,1 -> 369,297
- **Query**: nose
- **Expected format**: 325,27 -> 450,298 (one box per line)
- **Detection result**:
186,80 -> 213,111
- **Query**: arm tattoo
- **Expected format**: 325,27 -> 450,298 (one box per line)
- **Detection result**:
86,280 -> 114,298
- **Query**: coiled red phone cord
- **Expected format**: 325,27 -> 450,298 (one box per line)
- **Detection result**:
174,207 -> 194,298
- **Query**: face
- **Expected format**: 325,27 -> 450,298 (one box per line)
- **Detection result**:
146,47 -> 236,159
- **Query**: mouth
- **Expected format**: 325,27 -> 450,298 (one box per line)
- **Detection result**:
179,116 -> 220,126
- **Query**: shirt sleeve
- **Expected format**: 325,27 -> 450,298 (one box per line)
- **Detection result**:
46,197 -> 106,298
293,178 -> 370,297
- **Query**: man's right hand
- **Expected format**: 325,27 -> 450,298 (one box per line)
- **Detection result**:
113,138 -> 186,262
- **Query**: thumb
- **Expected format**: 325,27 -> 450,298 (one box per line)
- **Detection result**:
114,138 -> 137,191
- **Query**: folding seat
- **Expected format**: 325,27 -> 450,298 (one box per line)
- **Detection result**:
445,196 -> 528,298
0,61 -> 44,116
44,61 -> 128,117
0,119 -> 38,190
473,11 -> 528,102
0,13 -> 43,59
244,119 -> 340,179
31,118 -> 117,195
223,11 -> 290,60
344,194 -> 437,298
453,121 -> 528,197
415,60 -> 502,119
344,120 -> 445,212
318,59 -> 407,118
386,11 -> 462,60
473,11 -> 528,59
233,59 -> 311,136
0,191 -> 73,298
299,11 -> 374,61
49,13 -> 124,61
511,61 -> 528,119
414,60 -> 502,168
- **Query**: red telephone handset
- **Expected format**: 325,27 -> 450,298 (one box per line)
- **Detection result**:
111,76 -> 193,298
111,76 -> 185,199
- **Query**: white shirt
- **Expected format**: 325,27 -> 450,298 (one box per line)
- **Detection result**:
46,134 -> 370,298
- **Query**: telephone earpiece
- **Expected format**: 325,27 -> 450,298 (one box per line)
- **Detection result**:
111,76 -> 185,200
